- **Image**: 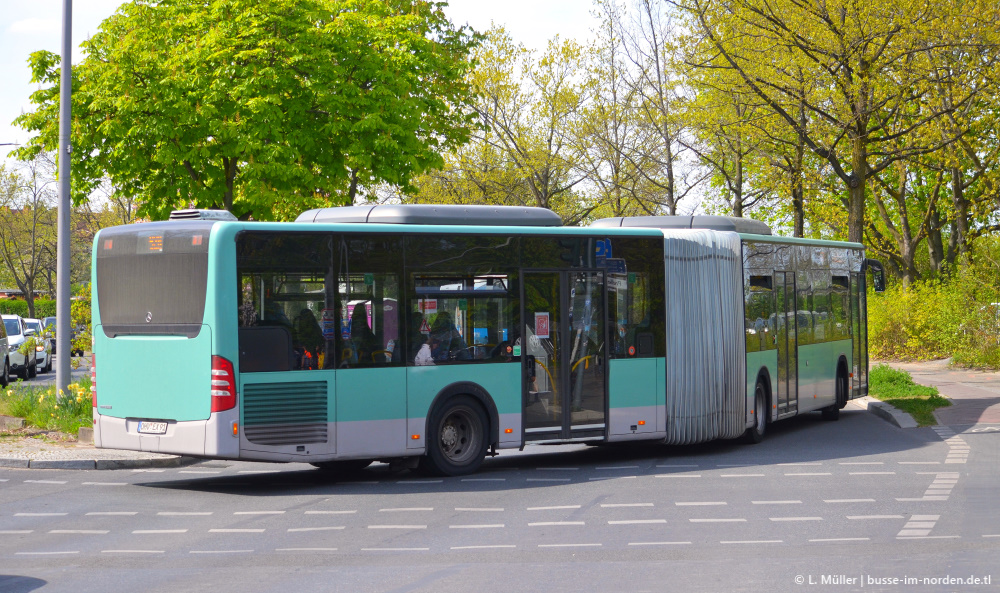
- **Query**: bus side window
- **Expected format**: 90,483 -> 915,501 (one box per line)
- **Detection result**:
336,235 -> 403,369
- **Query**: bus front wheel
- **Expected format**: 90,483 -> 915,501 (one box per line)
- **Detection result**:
744,381 -> 768,444
419,396 -> 489,477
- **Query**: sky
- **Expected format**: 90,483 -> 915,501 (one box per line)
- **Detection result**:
0,0 -> 599,161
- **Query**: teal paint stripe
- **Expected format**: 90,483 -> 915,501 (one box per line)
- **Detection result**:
609,358 -> 662,409
406,363 -> 521,420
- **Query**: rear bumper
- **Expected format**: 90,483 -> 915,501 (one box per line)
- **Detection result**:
94,408 -> 239,458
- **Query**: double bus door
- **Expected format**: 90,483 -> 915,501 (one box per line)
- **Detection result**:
775,271 -> 798,417
522,270 -> 607,441
851,271 -> 868,396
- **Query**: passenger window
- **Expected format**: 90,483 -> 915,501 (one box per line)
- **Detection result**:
335,236 -> 402,369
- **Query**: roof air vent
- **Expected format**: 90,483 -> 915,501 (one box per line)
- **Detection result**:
169,209 -> 238,221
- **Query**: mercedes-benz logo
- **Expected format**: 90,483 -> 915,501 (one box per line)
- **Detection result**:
145,312 -> 153,323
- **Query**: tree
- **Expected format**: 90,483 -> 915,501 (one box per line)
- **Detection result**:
672,0 -> 1000,243
0,156 -> 58,318
15,0 -> 479,221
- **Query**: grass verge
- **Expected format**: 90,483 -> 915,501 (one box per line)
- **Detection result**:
868,364 -> 951,426
0,375 -> 93,435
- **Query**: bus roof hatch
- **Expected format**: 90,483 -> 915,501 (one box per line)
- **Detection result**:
591,215 -> 771,235
296,204 -> 564,227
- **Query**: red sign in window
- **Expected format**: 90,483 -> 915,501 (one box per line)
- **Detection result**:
535,312 -> 550,339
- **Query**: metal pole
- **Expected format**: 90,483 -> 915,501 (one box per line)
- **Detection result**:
56,0 -> 73,397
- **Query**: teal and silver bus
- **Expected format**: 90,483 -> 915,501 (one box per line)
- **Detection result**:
91,205 -> 885,475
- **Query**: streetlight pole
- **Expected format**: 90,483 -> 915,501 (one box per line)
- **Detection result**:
56,0 -> 73,397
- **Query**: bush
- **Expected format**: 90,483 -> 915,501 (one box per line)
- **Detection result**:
0,299 -> 56,318
0,375 -> 93,434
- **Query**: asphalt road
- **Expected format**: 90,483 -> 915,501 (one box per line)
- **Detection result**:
2,408 -> 998,593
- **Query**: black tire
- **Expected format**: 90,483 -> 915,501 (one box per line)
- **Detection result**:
310,459 -> 373,473
27,361 -> 36,379
419,395 -> 489,476
0,359 -> 8,388
822,366 -> 848,421
744,380 -> 768,444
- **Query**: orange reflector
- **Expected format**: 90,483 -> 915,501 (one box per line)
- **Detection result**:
232,422 -> 238,437
849,372 -> 854,378
638,420 -> 645,426
411,434 -> 420,440
504,428 -> 513,433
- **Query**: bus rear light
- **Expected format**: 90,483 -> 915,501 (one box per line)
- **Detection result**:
211,356 -> 237,412
91,354 -> 97,408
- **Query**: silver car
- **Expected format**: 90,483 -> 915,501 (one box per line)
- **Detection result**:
24,318 -> 53,374
2,314 -> 37,380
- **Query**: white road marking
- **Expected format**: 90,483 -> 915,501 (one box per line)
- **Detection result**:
628,541 -> 691,546
234,511 -> 285,515
752,501 -> 802,505
455,507 -> 504,512
276,548 -> 338,552
849,472 -> 896,475
209,529 -> 265,533
131,469 -> 165,473
982,535 -> 1000,538
24,480 -> 67,484
538,543 -> 600,548
689,518 -> 746,523
839,462 -> 884,465
608,519 -> 667,525
86,512 -> 138,516
397,480 -> 443,484
360,547 -> 430,551
237,470 -> 281,474
720,474 -> 764,478
824,499 -> 875,503
911,515 -> 940,520
190,549 -> 253,554
536,467 -> 579,471
777,462 -> 822,466
102,550 -> 164,554
784,472 -> 832,476
903,522 -> 936,529
15,513 -> 67,517
722,540 -> 782,544
451,545 -> 516,550
158,512 -> 212,516
49,530 -> 109,534
847,515 -> 904,520
596,466 -> 639,470
601,503 -> 653,508
528,521 -> 585,526
898,461 -> 940,465
461,478 -> 505,482
180,470 -> 222,474
809,538 -> 870,542
896,535 -> 960,540
716,464 -> 753,467
16,551 -> 79,555
675,502 -> 727,506
287,527 -> 345,532
588,476 -> 637,481
527,505 -> 581,511
82,482 -> 127,486
305,510 -> 356,515
379,508 -> 433,512
367,525 -> 427,529
0,530 -> 33,534
656,464 -> 698,468
896,497 -> 949,501
527,478 -> 571,482
133,529 -> 188,534
769,517 -> 822,522
655,474 -> 701,478
449,524 -> 505,529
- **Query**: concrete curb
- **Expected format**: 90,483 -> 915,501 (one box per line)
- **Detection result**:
0,455 -> 200,470
867,400 -> 919,429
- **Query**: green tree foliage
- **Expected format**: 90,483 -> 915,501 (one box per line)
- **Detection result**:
14,0 -> 479,221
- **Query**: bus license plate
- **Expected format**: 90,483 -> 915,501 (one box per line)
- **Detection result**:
138,421 -> 167,435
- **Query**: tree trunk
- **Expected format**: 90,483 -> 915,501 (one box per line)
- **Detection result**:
951,167 -> 970,264
926,205 -> 945,274
847,137 -> 867,243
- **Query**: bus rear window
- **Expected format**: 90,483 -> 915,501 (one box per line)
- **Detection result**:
96,223 -> 212,337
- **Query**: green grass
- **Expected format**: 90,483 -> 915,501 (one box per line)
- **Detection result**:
868,364 -> 951,426
0,375 -> 93,435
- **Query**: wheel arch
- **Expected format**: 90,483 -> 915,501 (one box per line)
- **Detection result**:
424,381 -> 499,448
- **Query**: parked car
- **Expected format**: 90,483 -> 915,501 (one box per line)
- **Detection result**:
43,316 -> 56,354
1,314 -> 37,380
0,317 -> 10,386
24,318 -> 53,374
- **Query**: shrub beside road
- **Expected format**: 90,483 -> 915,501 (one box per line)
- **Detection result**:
0,375 -> 93,434
868,364 -> 951,427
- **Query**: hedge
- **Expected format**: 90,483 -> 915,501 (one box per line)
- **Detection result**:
0,299 -> 56,318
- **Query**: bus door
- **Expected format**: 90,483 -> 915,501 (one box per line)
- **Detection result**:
775,271 -> 798,417
850,272 -> 868,396
522,270 -> 607,441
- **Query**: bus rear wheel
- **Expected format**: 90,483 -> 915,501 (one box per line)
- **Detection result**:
744,381 -> 768,444
419,396 -> 488,477
822,367 -> 848,421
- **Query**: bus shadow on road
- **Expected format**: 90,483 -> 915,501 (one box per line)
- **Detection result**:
137,409 -> 939,497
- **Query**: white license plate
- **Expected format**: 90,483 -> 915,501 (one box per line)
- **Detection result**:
138,421 -> 168,435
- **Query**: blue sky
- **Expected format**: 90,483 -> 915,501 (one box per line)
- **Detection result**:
0,0 -> 599,160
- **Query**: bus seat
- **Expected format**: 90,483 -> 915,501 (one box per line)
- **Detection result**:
239,326 -> 294,372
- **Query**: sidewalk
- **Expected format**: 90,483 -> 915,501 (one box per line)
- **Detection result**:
879,359 -> 1000,426
0,426 -> 194,470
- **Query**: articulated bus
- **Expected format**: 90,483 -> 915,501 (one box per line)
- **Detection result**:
91,205 -> 885,476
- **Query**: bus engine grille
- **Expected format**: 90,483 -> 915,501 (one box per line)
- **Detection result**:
243,381 -> 328,445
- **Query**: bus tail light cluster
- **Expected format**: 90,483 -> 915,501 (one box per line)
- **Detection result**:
91,353 -> 97,408
211,356 -> 237,412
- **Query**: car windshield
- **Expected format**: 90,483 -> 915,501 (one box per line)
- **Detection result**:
43,317 -> 55,329
3,319 -> 20,336
26,321 -> 42,333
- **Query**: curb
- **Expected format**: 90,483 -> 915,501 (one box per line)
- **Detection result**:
867,400 -> 919,429
0,455 -> 200,470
